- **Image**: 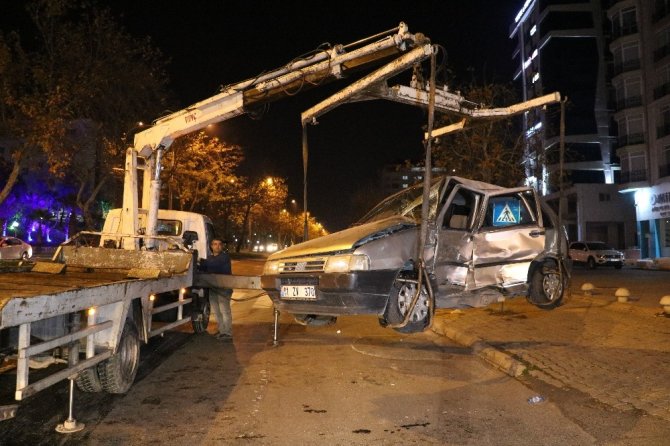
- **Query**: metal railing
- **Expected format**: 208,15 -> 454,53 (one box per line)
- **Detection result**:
612,59 -> 641,76
617,133 -> 645,147
615,95 -> 642,110
619,169 -> 647,184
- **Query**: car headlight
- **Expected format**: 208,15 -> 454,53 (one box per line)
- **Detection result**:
324,254 -> 370,273
263,260 -> 279,275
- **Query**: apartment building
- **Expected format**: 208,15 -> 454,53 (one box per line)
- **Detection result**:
609,0 -> 670,257
510,0 -> 638,254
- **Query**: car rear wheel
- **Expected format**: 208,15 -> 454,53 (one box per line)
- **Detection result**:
191,292 -> 211,334
382,270 -> 432,333
528,260 -> 566,310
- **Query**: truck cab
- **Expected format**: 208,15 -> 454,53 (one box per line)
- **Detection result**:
101,209 -> 216,260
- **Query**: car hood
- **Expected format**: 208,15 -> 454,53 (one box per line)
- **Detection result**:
268,216 -> 416,260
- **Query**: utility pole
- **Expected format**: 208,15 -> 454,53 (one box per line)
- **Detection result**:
558,97 -> 567,236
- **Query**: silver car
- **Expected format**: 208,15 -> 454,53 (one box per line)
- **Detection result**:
0,236 -> 33,260
262,176 -> 570,333
568,241 -> 624,269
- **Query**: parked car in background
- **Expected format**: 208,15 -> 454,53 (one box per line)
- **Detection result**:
568,241 -> 624,269
0,236 -> 32,260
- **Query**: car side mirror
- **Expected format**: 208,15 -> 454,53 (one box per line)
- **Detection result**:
182,231 -> 198,248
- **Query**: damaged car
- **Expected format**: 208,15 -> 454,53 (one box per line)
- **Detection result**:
261,176 -> 570,333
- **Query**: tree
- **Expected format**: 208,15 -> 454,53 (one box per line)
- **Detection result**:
432,83 -> 526,188
164,132 -> 244,212
0,0 -> 171,228
233,177 -> 288,253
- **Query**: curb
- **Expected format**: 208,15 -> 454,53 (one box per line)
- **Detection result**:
431,317 -> 527,377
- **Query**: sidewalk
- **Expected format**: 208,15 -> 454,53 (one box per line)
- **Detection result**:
431,286 -> 670,422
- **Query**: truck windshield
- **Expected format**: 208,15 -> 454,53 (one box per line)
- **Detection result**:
355,177 -> 443,225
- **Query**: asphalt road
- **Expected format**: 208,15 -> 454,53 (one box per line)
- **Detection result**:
0,259 -> 667,445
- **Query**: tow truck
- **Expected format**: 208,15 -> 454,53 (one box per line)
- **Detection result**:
0,21 -> 563,429
0,22 -> 436,427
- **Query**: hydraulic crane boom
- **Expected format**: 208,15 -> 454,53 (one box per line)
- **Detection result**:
119,23 -> 432,248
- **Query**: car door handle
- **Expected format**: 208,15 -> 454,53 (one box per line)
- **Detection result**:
529,229 -> 545,238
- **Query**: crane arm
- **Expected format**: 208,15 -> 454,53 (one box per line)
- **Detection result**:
119,22 -> 429,249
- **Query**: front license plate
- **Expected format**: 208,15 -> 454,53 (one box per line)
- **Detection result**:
281,285 -> 316,300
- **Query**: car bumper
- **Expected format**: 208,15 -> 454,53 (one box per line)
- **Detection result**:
261,270 -> 397,316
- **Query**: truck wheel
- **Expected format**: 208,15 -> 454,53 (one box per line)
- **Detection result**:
528,261 -> 565,310
587,257 -> 596,269
98,319 -> 140,394
191,296 -> 211,334
383,270 -> 432,334
75,367 -> 102,393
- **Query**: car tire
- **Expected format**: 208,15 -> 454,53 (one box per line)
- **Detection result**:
20,251 -> 28,261
382,270 -> 432,334
191,293 -> 211,334
528,260 -> 565,310
587,257 -> 596,269
614,264 -> 623,270
98,319 -> 140,394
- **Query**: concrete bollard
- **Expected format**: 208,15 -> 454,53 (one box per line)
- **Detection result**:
581,283 -> 595,296
660,296 -> 670,315
615,288 -> 630,303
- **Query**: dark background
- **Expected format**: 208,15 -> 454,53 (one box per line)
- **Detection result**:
3,1 -> 520,231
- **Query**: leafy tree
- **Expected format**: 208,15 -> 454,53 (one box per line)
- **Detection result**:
433,83 -> 526,188
164,132 -> 244,213
233,176 -> 288,253
0,0 -> 171,228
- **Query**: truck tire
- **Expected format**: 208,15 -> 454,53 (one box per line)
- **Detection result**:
382,270 -> 432,334
191,295 -> 211,334
98,319 -> 140,394
75,367 -> 103,393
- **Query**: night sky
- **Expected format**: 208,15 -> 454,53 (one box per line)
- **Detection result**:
5,1 -> 520,231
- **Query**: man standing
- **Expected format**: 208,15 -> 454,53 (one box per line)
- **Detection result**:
200,238 -> 233,341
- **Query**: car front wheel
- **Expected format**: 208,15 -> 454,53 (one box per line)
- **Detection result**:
382,270 -> 432,334
528,260 -> 566,310
587,257 -> 596,269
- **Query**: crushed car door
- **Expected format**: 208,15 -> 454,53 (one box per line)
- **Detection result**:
432,185 -> 483,292
472,189 -> 545,289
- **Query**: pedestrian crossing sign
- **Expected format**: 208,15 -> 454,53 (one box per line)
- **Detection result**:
492,199 -> 521,227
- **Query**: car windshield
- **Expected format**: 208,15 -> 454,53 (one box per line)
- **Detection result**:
355,177 -> 443,225
586,242 -> 613,250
